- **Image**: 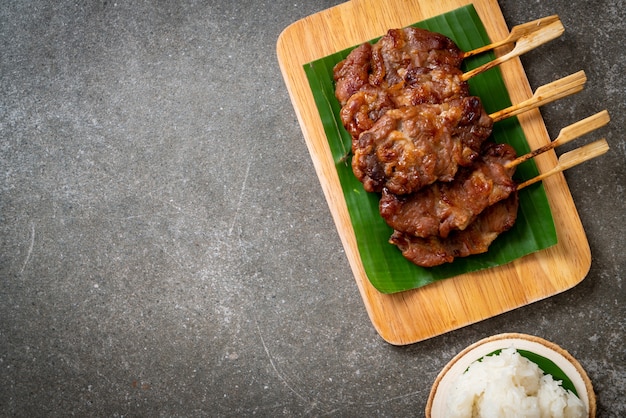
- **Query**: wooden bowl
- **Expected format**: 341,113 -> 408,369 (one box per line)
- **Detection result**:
426,333 -> 596,417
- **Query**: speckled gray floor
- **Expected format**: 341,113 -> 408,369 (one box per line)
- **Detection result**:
1,0 -> 624,416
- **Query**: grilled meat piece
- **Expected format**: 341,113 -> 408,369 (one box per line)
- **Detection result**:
351,96 -> 493,195
379,143 -> 517,238
339,84 -> 396,141
340,66 -> 470,140
333,28 -> 468,141
370,27 -> 465,87
394,65 -> 469,106
334,42 -> 373,106
389,193 -> 519,267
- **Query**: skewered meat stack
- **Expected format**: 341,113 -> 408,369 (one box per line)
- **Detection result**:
332,18 -> 609,267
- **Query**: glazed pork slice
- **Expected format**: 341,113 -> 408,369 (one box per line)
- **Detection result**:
333,42 -> 373,106
334,27 -> 464,99
339,84 -> 396,142
370,27 -> 465,87
351,96 -> 493,195
333,28 -> 469,141
394,65 -> 469,106
379,143 -> 518,238
339,66 -> 470,141
389,192 -> 519,267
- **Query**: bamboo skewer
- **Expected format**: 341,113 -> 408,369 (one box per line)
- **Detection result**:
462,17 -> 564,81
489,71 -> 587,123
505,110 -> 610,169
462,15 -> 561,59
517,139 -> 610,190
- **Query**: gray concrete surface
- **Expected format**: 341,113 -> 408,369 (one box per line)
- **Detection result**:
1,0 -> 624,416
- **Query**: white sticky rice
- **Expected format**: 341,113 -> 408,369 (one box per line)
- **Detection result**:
446,347 -> 586,418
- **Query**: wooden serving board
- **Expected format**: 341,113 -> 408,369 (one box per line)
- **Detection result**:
277,0 -> 591,345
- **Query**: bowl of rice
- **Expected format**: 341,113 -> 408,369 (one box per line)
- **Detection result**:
426,333 -> 595,418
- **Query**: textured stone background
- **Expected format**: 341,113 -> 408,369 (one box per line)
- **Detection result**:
1,0 -> 624,416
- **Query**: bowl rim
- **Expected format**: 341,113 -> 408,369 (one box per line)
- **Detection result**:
425,333 -> 596,417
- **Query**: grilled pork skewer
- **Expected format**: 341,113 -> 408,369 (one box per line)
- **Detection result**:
333,28 -> 465,107
389,194 -> 520,267
351,73 -> 587,195
335,17 -> 564,106
462,17 -> 564,80
339,67 -> 584,143
351,96 -> 494,194
395,17 -> 564,89
335,21 -> 565,138
517,139 -> 609,189
389,140 -> 610,267
380,143 -> 517,239
379,112 -> 609,239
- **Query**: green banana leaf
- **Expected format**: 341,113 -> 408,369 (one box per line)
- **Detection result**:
484,349 -> 579,397
304,4 -> 557,294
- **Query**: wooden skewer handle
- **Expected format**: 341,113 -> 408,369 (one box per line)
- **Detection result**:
462,18 -> 564,80
505,110 -> 610,168
490,71 -> 587,122
462,15 -> 561,58
517,139 -> 609,189
552,110 -> 611,147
